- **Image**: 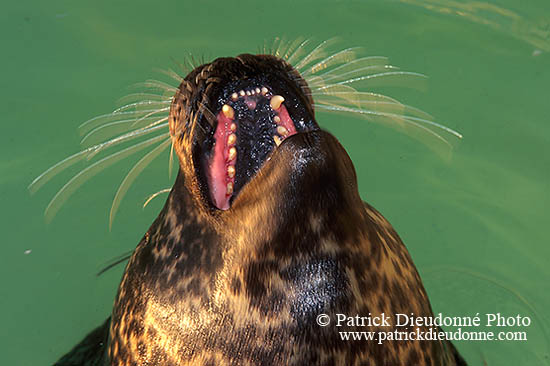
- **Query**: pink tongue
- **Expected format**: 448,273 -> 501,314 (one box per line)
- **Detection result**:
207,112 -> 235,210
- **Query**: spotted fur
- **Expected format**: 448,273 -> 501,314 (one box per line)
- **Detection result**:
54,54 -> 466,366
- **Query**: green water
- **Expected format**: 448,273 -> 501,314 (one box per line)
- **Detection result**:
2,0 -> 549,365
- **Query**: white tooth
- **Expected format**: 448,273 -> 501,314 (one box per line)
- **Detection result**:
277,126 -> 288,136
227,165 -> 235,178
270,95 -> 284,110
230,123 -> 237,131
273,115 -> 281,123
261,87 -> 268,95
250,89 -> 255,95
255,87 -> 261,94
228,147 -> 237,161
222,104 -> 234,119
231,92 -> 238,101
246,90 -> 251,96
273,135 -> 282,146
226,182 -> 233,195
239,90 -> 245,96
227,133 -> 236,145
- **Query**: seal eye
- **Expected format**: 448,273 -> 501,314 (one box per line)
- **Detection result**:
206,87 -> 299,210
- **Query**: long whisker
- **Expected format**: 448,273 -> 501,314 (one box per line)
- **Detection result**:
307,65 -> 399,87
169,56 -> 191,79
133,79 -> 178,93
109,138 -> 172,229
29,147 -> 96,195
312,71 -> 428,91
44,133 -> 170,222
315,97 -> 434,121
80,116 -> 168,147
315,103 -> 462,139
302,47 -> 361,76
79,108 -> 168,136
295,38 -> 340,72
168,141 -> 175,179
86,122 -> 168,160
317,104 -> 454,157
309,56 -> 389,76
274,36 -> 288,58
310,90 -> 401,104
117,93 -> 170,105
130,107 -> 170,127
30,121 -> 167,194
112,100 -> 170,115
153,68 -> 184,84
312,71 -> 428,90
286,39 -> 311,66
143,188 -> 172,208
282,37 -> 307,61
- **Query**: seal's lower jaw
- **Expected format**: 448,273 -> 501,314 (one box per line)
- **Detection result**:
205,86 -> 311,210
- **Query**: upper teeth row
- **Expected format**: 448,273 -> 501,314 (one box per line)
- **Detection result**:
231,87 -> 269,101
222,94 -> 285,119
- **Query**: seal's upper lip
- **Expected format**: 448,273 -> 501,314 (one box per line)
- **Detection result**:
205,85 -> 301,210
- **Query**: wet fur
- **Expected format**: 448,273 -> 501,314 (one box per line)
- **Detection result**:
54,54 -> 466,365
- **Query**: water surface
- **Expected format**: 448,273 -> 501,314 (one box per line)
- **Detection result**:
2,0 -> 549,364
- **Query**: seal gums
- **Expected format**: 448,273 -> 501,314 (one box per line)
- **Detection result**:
207,88 -> 297,209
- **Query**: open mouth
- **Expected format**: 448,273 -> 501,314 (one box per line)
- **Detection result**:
205,84 -> 302,210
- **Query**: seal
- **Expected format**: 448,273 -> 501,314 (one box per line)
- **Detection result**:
53,48 -> 467,365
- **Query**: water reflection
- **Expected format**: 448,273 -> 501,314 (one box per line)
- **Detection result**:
400,0 -> 550,52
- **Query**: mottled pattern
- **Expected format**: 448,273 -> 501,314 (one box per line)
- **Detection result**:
55,54 -> 466,366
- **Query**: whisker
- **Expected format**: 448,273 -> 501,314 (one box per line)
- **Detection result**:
110,138 -> 171,229
312,71 -> 429,91
169,56 -> 191,79
86,122 -> 168,160
79,108 -> 168,136
315,103 -> 461,139
80,116 -> 161,147
303,47 -> 361,76
310,89 -> 401,104
96,250 -> 134,276
316,104 -> 453,158
153,67 -> 184,84
295,38 -> 340,72
315,97 -> 433,121
44,133 -> 170,222
282,37 -> 307,61
29,147 -> 96,195
112,100 -> 170,115
309,56 -> 389,76
168,141 -> 175,179
274,36 -> 289,58
184,55 -> 196,71
130,107 -> 170,127
307,64 -> 399,87
143,188 -> 172,208
286,39 -> 311,66
133,79 -> 178,93
270,37 -> 282,57
81,116 -> 168,148
117,93 -> 170,105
